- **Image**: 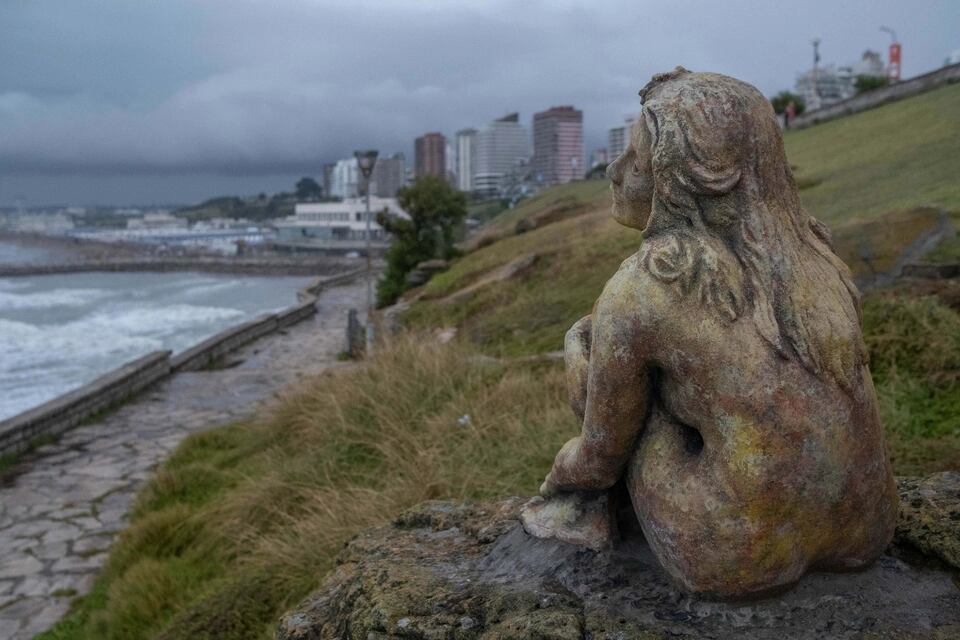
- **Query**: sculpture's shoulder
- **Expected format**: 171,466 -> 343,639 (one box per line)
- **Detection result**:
593,246 -> 673,333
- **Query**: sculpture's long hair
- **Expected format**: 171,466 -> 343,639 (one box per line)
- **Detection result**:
638,68 -> 866,390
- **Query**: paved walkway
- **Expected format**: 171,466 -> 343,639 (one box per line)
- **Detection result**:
0,281 -> 366,639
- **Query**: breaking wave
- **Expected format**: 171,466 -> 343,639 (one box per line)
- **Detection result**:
0,272 -> 309,420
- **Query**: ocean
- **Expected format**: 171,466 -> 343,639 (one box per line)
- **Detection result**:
0,267 -> 313,420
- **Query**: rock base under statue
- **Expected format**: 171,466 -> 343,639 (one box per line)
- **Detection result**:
278,473 -> 960,640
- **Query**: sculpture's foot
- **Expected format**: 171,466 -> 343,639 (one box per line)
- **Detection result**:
520,491 -> 616,552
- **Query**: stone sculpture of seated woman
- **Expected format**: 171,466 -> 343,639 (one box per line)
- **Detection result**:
521,67 -> 898,600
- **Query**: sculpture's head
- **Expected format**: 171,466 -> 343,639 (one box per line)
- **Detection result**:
606,115 -> 654,230
610,67 -> 867,390
607,66 -> 794,235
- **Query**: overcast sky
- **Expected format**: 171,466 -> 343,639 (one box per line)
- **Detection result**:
1,0 -> 957,206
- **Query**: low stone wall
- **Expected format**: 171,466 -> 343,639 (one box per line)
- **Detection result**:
0,269 -> 364,458
0,257 -> 358,278
297,267 -> 368,301
792,62 -> 960,129
170,313 -> 281,372
0,351 -> 172,457
276,299 -> 320,328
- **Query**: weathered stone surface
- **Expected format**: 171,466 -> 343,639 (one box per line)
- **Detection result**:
533,68 -> 898,598
895,473 -> 960,569
278,484 -> 960,640
520,492 -> 615,552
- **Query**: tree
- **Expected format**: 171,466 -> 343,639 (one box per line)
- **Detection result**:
376,175 -> 466,307
295,177 -> 323,201
770,91 -> 805,116
854,75 -> 889,94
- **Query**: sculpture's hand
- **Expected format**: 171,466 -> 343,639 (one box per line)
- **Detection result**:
539,474 -> 560,498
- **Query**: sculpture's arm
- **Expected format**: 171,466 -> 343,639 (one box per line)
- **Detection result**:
542,294 -> 650,495
565,315 -> 592,424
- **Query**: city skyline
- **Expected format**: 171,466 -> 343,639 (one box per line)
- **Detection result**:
1,0 -> 957,205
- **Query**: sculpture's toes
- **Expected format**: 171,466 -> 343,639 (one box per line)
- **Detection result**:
520,491 -> 616,552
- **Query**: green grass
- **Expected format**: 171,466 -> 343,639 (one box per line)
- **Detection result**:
465,179 -> 610,249
863,294 -> 960,473
784,83 -> 960,223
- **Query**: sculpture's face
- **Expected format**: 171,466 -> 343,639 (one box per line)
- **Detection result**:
606,116 -> 654,230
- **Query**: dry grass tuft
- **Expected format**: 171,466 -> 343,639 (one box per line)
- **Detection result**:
43,336 -> 574,640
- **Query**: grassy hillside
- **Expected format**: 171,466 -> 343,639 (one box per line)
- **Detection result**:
42,341 -> 575,640
42,86 -> 960,639
785,83 -> 960,223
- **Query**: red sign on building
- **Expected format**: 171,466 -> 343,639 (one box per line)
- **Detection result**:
888,43 -> 902,81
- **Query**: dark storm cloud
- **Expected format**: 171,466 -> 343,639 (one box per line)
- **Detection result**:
0,0 -> 957,199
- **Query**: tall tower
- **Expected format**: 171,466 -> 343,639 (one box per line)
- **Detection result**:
532,106 -> 584,187
474,113 -> 531,198
455,129 -> 477,192
414,133 -> 446,179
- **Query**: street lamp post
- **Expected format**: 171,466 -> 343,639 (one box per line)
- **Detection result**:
354,149 -> 379,356
880,26 -> 901,82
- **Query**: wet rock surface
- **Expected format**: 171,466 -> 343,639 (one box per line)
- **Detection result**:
278,473 -> 960,640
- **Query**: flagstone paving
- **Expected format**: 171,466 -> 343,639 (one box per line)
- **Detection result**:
0,280 -> 366,640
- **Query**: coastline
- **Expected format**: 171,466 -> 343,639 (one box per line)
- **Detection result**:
0,277 -> 369,639
0,268 -> 364,461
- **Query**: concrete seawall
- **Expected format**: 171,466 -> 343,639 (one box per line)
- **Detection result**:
0,257 -> 360,278
0,352 -> 172,458
0,270 -> 364,458
791,62 -> 960,129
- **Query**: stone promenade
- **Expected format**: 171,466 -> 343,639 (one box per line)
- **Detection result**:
0,280 -> 366,639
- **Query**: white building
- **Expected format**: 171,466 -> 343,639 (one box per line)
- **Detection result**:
474,113 -> 531,198
9,213 -> 75,234
126,211 -> 186,230
274,197 -> 409,249
455,128 -> 477,192
370,153 -> 406,198
608,116 -> 635,161
796,50 -> 888,111
330,158 -> 359,199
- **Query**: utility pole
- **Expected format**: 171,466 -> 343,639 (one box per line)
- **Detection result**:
354,150 -> 379,356
811,38 -> 821,110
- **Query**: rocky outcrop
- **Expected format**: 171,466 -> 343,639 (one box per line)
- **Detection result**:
278,473 -> 960,640
406,260 -> 450,288
895,473 -> 960,569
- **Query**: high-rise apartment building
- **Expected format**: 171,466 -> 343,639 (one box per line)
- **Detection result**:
474,113 -> 531,197
330,158 -> 359,199
415,132 -> 446,178
532,106 -> 584,187
321,163 -> 336,199
371,152 -> 405,197
607,116 -> 636,161
455,128 -> 477,192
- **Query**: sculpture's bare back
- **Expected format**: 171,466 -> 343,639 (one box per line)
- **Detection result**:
522,68 -> 898,599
